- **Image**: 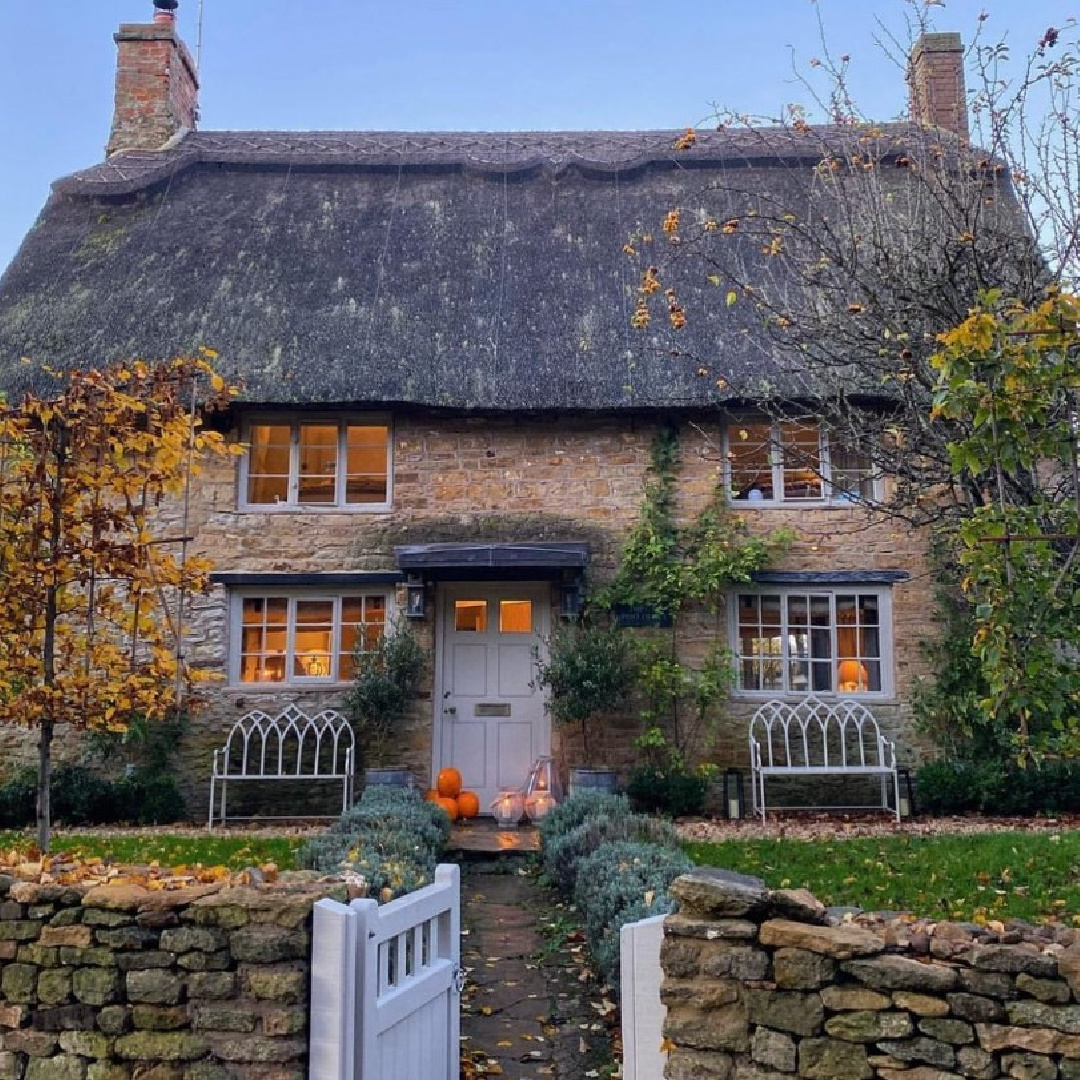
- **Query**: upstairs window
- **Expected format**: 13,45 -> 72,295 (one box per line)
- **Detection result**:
727,421 -> 875,504
734,588 -> 890,696
242,418 -> 390,510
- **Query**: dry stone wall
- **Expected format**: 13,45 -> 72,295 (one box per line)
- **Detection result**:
662,868 -> 1080,1080
0,871 -> 343,1080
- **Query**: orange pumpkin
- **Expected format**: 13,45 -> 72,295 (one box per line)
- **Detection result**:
457,790 -> 480,819
424,788 -> 440,803
435,796 -> 459,821
437,767 -> 463,799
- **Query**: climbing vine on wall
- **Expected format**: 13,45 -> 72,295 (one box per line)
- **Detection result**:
597,425 -> 793,785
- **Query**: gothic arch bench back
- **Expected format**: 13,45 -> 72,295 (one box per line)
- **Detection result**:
748,696 -> 900,822
208,704 -> 355,827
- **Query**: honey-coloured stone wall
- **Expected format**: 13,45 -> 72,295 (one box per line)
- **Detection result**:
0,412 -> 939,816
662,868 -> 1080,1080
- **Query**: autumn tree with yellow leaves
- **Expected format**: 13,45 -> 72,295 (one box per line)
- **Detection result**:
0,355 -> 242,849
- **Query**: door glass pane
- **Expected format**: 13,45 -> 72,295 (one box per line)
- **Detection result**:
345,424 -> 389,504
455,600 -> 488,633
499,600 -> 533,633
298,425 -> 338,504
246,424 -> 290,504
729,423 -> 774,500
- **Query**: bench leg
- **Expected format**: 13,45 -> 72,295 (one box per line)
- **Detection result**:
892,769 -> 901,823
220,779 -> 228,827
758,771 -> 767,823
208,775 -> 216,830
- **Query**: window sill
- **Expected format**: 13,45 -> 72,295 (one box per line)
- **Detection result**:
238,503 -> 392,514
732,689 -> 896,703
728,498 -> 872,510
228,682 -> 353,692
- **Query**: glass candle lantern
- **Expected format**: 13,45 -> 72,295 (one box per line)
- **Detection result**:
524,756 -> 563,802
524,789 -> 557,822
490,789 -> 524,828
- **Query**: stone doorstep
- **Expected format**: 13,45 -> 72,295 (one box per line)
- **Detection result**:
449,821 -> 540,855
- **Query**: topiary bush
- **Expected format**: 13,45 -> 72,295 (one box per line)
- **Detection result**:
545,812 -> 680,897
572,840 -> 693,986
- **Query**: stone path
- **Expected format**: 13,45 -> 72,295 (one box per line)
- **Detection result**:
459,868 -> 618,1080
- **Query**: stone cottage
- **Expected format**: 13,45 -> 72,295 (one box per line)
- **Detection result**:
0,3 -> 1017,814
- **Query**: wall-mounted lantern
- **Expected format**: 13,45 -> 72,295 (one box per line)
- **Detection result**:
405,574 -> 426,618
559,580 -> 585,620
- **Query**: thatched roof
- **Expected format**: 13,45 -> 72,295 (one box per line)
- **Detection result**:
0,126 -> 1026,410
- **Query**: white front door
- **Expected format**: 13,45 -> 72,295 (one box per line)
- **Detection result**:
435,583 -> 550,811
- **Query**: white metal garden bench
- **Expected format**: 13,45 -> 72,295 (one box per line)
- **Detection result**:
208,705 -> 355,828
748,696 -> 900,822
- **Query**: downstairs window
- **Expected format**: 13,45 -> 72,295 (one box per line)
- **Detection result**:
734,588 -> 891,696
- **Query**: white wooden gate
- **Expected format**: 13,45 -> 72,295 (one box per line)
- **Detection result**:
620,914 -> 668,1080
310,864 -> 462,1080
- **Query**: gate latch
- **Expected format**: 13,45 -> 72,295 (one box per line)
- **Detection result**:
453,964 -> 467,994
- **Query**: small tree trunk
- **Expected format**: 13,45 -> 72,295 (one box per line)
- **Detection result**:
37,719 -> 53,853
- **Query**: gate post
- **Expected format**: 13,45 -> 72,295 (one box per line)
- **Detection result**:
310,898 -> 358,1080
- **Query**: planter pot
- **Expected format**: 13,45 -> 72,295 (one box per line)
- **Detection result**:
364,767 -> 415,789
568,767 -> 619,796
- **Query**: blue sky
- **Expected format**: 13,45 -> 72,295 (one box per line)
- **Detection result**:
0,0 -> 1074,273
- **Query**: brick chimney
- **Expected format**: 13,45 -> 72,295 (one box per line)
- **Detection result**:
107,0 -> 199,157
907,32 -> 968,142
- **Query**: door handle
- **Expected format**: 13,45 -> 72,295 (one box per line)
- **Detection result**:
444,706 -> 457,716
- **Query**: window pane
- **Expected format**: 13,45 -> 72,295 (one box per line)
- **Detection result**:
729,423 -> 774,500
760,595 -> 782,627
294,599 -> 333,678
780,422 -> 824,500
298,425 -> 338,504
455,600 -> 487,633
247,424 -> 291,504
831,441 -> 875,500
346,424 -> 389,504
499,600 -> 533,633
339,595 -> 387,680
239,597 -> 287,683
788,595 -> 808,626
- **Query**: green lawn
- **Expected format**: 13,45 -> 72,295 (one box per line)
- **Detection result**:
0,832 -> 306,871
686,831 -> 1080,924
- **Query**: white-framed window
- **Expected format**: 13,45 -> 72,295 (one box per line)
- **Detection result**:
726,420 -> 876,504
732,587 -> 892,696
230,592 -> 390,685
240,417 -> 391,510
